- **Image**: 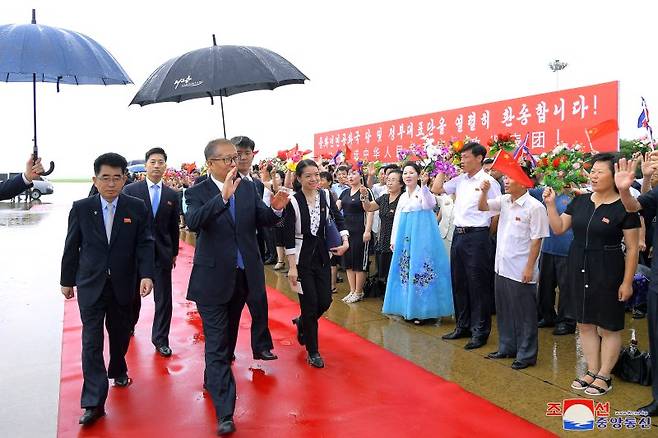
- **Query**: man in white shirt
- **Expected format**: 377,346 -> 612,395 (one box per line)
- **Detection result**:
432,142 -> 500,349
478,170 -> 549,370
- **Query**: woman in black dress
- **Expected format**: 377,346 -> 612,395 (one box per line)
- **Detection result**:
544,153 -> 640,396
337,168 -> 374,304
361,169 -> 403,296
283,160 -> 349,368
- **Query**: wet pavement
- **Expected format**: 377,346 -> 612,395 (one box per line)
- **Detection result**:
1,182 -> 655,437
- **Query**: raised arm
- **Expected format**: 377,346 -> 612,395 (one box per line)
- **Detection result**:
431,172 -> 446,195
543,187 -> 572,235
615,157 -> 643,212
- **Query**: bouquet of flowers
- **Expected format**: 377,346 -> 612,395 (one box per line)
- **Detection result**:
487,133 -> 517,157
397,137 -> 459,178
532,143 -> 588,192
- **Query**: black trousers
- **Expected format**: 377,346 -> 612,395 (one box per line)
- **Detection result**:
197,269 -> 248,420
450,230 -> 493,339
537,253 -> 575,326
131,266 -> 173,347
648,291 -> 658,400
263,226 -> 277,260
245,286 -> 274,354
79,280 -> 131,408
298,252 -> 332,355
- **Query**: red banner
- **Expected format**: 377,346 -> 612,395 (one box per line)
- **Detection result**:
314,81 -> 619,162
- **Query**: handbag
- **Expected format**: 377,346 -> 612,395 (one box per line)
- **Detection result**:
323,189 -> 342,251
612,329 -> 652,386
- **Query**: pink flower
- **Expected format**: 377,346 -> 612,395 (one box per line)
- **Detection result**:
572,162 -> 581,170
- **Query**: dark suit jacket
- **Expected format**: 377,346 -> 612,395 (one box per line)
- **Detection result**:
60,193 -> 155,308
185,177 -> 282,306
123,180 -> 180,269
0,174 -> 30,201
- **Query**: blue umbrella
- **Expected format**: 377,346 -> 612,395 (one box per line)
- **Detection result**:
127,164 -> 146,173
131,35 -> 307,137
0,9 -> 132,175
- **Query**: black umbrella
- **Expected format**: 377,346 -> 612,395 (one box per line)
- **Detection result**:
130,35 -> 308,137
0,9 -> 132,175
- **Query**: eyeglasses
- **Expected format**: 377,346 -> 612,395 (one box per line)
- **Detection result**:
208,155 -> 238,165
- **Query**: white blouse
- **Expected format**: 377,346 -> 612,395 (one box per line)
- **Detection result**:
390,185 -> 437,246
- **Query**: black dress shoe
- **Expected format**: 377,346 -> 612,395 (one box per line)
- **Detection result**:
253,350 -> 278,360
292,317 -> 305,345
464,338 -> 487,350
156,345 -> 172,357
307,353 -> 325,368
511,360 -> 534,370
217,416 -> 236,435
638,400 -> 658,416
264,258 -> 277,265
632,308 -> 647,319
552,324 -> 576,336
487,351 -> 514,359
79,407 -> 105,425
537,319 -> 555,328
114,375 -> 131,387
441,328 -> 471,340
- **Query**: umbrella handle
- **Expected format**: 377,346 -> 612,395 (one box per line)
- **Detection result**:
33,151 -> 55,176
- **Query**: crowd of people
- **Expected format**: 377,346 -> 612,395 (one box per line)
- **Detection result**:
27,135 -> 655,435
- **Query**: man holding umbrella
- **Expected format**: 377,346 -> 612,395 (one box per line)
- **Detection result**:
0,156 -> 44,200
185,139 -> 289,435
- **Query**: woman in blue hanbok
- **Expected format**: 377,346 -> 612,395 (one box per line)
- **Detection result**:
383,162 -> 453,323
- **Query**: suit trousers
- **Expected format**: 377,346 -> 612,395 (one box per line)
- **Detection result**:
648,291 -> 658,400
298,252 -> 333,355
245,287 -> 274,354
495,274 -> 538,364
79,279 -> 131,408
131,266 -> 173,347
197,269 -> 248,419
537,253 -> 575,326
450,230 -> 493,339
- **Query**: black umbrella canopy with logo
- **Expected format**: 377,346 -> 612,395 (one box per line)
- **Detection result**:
130,35 -> 308,137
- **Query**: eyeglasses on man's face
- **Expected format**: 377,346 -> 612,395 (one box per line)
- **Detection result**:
98,175 -> 124,184
208,155 -> 238,165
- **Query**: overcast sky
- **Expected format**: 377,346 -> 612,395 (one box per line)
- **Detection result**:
1,0 -> 655,177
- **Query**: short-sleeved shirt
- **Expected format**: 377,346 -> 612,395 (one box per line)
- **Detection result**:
487,192 -> 550,283
443,168 -> 501,227
375,193 -> 400,252
529,187 -> 574,257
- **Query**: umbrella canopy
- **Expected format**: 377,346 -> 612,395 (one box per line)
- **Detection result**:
0,9 -> 132,175
131,35 -> 308,136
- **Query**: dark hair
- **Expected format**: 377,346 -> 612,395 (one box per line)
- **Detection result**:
295,159 -> 319,177
383,163 -> 400,174
336,165 -> 350,173
145,147 -> 167,162
589,153 -> 618,192
388,169 -> 404,186
230,135 -> 256,151
320,171 -> 334,184
462,142 -> 487,162
402,161 -> 422,175
482,158 -> 494,165
94,152 -> 127,175
292,179 -> 302,192
204,138 -> 233,160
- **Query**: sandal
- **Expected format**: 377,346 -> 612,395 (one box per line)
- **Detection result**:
345,292 -> 364,304
571,370 -> 597,390
273,261 -> 285,270
342,292 -> 355,303
584,375 -> 613,396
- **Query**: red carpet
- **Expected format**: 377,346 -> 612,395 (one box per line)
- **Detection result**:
57,242 -> 554,437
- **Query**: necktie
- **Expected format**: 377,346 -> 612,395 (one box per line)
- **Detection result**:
105,203 -> 114,242
229,194 -> 245,269
151,184 -> 160,217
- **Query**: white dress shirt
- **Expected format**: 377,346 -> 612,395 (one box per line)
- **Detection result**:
444,168 -> 501,227
390,185 -> 436,246
145,177 -> 163,209
487,192 -> 550,283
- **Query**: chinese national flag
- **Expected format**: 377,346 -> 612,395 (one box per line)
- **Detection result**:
586,119 -> 618,141
491,149 -> 534,188
344,145 -> 353,163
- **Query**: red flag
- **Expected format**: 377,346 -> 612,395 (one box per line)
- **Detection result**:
491,149 -> 534,188
586,119 -> 618,141
344,145 -> 353,163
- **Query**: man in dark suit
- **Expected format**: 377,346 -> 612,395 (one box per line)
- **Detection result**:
123,147 -> 180,357
231,135 -> 277,361
185,138 -> 289,436
60,153 -> 154,426
0,156 -> 44,201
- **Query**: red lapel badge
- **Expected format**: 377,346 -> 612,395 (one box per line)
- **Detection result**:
124,218 -> 132,223
601,217 -> 610,224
